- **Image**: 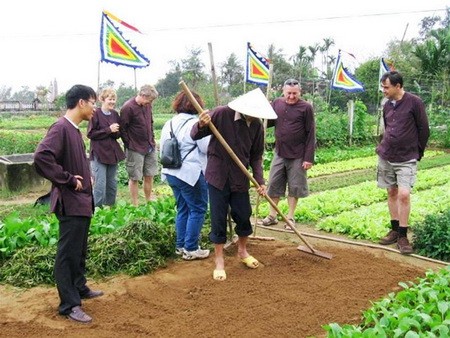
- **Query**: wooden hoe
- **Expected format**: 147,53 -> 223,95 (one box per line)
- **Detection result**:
180,81 -> 332,260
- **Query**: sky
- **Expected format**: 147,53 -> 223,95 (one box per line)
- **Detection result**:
0,0 -> 447,95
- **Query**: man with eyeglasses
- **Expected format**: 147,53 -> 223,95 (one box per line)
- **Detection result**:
259,79 -> 316,230
377,71 -> 429,254
120,84 -> 159,205
34,85 -> 104,323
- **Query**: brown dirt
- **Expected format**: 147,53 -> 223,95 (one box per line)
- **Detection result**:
0,230 -> 443,338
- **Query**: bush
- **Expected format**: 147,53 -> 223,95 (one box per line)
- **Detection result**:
87,218 -> 176,277
323,266 -> 450,336
315,109 -> 348,147
412,209 -> 450,262
0,130 -> 44,155
0,219 -> 177,287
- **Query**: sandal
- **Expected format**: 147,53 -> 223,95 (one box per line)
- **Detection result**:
257,215 -> 278,226
241,255 -> 259,269
213,269 -> 227,281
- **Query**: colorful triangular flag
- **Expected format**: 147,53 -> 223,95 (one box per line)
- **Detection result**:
246,42 -> 270,86
100,11 -> 150,68
378,58 -> 395,91
331,52 -> 364,92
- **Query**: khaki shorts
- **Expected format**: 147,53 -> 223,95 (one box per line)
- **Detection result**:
267,152 -> 309,198
377,157 -> 417,189
126,149 -> 158,181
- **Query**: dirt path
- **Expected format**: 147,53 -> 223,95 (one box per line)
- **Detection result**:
0,235 -> 442,338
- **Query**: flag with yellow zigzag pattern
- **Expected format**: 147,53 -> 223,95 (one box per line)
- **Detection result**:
246,42 -> 270,86
331,51 -> 364,92
100,11 -> 149,68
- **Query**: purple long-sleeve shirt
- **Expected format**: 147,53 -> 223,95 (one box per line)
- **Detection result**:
268,98 -> 316,162
87,108 -> 125,165
376,92 -> 430,162
34,117 -> 94,217
120,97 -> 155,154
190,106 -> 265,192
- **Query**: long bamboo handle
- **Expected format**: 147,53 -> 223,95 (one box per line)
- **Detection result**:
179,81 -> 317,252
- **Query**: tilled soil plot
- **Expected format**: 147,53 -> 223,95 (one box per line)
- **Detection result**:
0,237 -> 439,338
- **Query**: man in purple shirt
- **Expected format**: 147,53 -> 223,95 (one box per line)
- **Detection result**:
120,84 -> 159,206
34,85 -> 103,324
259,79 -> 316,229
377,71 -> 430,254
191,88 -> 276,281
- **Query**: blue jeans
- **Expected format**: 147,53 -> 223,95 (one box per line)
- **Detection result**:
91,157 -> 119,207
166,173 -> 208,251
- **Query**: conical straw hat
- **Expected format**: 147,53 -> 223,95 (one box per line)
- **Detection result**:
227,88 -> 277,119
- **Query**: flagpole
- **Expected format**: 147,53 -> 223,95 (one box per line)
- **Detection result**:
97,60 -> 101,93
328,51 -> 340,106
376,76 -> 382,137
134,68 -> 137,93
208,42 -> 220,105
263,62 -> 274,148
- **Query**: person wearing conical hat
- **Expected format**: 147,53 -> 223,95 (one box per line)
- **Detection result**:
191,88 -> 277,281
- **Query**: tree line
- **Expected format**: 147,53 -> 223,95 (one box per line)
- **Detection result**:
1,9 -> 448,114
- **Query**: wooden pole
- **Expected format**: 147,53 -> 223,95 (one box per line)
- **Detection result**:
263,63 -> 274,142
348,99 -> 354,146
208,42 -> 220,106
97,60 -> 101,93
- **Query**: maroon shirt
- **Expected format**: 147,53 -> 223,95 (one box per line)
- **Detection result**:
120,97 -> 155,154
269,98 -> 316,162
87,108 -> 125,165
377,92 -> 430,162
34,117 -> 94,217
190,106 -> 265,192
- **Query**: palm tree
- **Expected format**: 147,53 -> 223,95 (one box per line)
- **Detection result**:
413,27 -> 450,105
290,46 -> 308,83
220,53 -> 243,88
320,38 -> 335,79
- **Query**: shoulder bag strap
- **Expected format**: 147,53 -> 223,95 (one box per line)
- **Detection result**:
173,117 -> 198,162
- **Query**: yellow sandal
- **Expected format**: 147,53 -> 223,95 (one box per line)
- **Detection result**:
241,255 -> 259,269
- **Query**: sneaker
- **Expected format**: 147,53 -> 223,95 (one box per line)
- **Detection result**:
80,290 -> 104,299
182,248 -> 210,260
397,237 -> 413,255
379,230 -> 399,245
257,215 -> 278,226
67,306 -> 92,324
175,247 -> 185,256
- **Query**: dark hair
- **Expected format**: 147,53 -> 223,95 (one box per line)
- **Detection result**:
380,71 -> 403,88
65,84 -> 97,109
172,91 -> 204,115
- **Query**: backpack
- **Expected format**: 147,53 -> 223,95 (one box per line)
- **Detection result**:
160,118 -> 196,169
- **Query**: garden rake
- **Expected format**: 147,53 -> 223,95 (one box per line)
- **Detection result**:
179,81 -> 332,260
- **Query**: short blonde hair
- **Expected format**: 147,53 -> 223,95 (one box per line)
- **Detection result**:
99,88 -> 117,101
139,84 -> 159,100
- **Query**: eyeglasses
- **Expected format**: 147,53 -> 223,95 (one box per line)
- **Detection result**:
284,79 -> 299,86
85,99 -> 96,105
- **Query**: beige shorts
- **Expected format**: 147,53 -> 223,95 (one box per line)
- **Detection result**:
267,152 -> 309,198
377,157 -> 417,189
126,149 -> 158,181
